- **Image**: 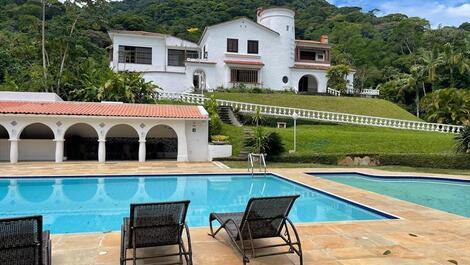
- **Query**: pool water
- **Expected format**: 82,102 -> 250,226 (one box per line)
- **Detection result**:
0,174 -> 391,233
313,173 -> 470,217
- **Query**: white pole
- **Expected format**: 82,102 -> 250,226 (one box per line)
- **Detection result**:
293,113 -> 298,153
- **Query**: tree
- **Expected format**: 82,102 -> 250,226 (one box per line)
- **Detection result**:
442,43 -> 470,88
455,126 -> 470,154
421,88 -> 470,125
326,64 -> 351,92
417,48 -> 444,91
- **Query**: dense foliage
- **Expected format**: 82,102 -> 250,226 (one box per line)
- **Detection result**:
0,0 -> 468,120
421,88 -> 470,125
455,126 -> 470,154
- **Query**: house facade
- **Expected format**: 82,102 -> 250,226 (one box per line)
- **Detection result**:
109,7 -> 354,94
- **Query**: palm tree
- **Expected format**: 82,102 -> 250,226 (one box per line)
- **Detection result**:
417,48 -> 444,92
442,43 -> 470,88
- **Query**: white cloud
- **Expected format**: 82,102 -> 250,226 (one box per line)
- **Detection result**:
446,3 -> 470,16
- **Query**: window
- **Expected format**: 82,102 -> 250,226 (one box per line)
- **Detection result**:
118,46 -> 152,64
203,45 -> 208,59
168,50 -> 199,66
227,38 -> 238,53
186,50 -> 199,59
316,53 -> 325,61
299,50 -> 316,61
168,49 -> 185,66
282,76 -> 288,84
247,40 -> 259,54
230,69 -> 258,83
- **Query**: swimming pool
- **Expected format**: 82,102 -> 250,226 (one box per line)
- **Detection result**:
312,173 -> 470,218
0,173 -> 394,233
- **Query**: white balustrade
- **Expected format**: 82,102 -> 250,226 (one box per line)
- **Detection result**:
157,92 -> 463,134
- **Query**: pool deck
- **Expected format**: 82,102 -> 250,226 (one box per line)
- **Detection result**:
1,161 -> 469,265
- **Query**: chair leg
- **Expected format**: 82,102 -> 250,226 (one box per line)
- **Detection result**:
120,225 -> 126,265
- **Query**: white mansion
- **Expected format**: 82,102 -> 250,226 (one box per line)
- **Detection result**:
108,7 -> 354,93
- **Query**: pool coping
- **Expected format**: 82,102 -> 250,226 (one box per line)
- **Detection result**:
307,171 -> 470,184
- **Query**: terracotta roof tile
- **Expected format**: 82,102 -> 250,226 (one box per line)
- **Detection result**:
0,101 -> 208,119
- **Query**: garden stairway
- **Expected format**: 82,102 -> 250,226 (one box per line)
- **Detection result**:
217,106 -> 242,127
237,128 -> 253,159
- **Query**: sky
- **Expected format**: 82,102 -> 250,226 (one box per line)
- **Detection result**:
327,0 -> 470,27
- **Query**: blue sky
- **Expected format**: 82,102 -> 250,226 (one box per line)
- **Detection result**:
327,0 -> 470,27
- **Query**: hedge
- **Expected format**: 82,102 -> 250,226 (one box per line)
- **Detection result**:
267,153 -> 470,169
236,113 -> 336,127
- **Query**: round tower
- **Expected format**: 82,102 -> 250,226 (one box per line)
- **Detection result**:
257,7 -> 295,41
256,7 -> 296,86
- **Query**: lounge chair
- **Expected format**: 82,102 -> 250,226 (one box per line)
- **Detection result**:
0,215 -> 51,265
209,195 -> 302,265
120,200 -> 193,265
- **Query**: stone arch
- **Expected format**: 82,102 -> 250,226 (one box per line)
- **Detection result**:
0,124 -> 9,162
64,123 -> 99,161
105,124 -> 140,161
145,124 -> 178,160
298,74 -> 318,94
18,123 -> 55,161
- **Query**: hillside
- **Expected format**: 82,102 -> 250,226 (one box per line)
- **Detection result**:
209,92 -> 420,121
221,124 -> 455,157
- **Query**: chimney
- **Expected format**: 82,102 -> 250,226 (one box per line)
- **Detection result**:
320,35 -> 329,44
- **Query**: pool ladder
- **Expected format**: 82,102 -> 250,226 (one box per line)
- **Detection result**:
248,153 -> 267,177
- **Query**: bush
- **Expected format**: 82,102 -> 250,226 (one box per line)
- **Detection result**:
455,126 -> 470,154
244,130 -> 285,156
211,135 -> 230,142
267,153 -> 470,169
209,115 -> 223,136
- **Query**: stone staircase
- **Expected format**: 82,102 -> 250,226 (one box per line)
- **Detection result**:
217,106 -> 242,127
237,128 -> 253,159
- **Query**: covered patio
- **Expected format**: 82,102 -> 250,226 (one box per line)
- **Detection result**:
0,99 -> 210,163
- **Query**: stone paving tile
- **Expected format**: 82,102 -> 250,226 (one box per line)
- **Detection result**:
0,162 -> 469,265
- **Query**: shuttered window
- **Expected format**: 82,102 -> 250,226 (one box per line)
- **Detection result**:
118,46 -> 152,64
227,38 -> 238,53
230,69 -> 258,83
247,40 -> 259,54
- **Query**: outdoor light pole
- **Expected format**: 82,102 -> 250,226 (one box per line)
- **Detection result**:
293,113 -> 298,153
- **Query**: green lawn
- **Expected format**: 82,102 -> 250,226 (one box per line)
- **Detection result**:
208,92 -> 420,121
220,161 -> 470,176
221,124 -> 455,156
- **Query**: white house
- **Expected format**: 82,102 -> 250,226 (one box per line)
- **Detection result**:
108,7 -> 354,94
0,92 -> 231,164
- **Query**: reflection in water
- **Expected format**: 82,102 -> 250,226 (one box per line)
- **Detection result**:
63,179 -> 98,202
104,178 -> 139,201
0,175 -> 388,233
17,180 -> 55,202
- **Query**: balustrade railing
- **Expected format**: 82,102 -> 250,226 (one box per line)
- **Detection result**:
157,92 -> 463,134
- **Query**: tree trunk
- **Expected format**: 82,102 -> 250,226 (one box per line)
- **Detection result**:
416,87 -> 420,118
41,0 -> 47,89
56,16 -> 79,95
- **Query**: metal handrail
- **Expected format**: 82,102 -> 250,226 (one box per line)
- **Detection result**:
248,153 -> 266,176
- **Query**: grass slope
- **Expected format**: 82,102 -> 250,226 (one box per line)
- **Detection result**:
221,124 -> 455,156
209,92 -> 420,121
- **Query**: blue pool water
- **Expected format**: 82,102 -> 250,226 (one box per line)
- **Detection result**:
312,173 -> 470,217
0,174 -> 392,234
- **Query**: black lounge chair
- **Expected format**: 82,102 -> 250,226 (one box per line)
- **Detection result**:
209,195 -> 302,265
120,200 -> 193,265
0,215 -> 51,265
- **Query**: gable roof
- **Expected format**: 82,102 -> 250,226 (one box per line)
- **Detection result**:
198,17 -> 280,45
0,101 -> 208,120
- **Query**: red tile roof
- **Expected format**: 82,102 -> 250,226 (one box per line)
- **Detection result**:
0,101 -> 208,119
224,60 -> 264,66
